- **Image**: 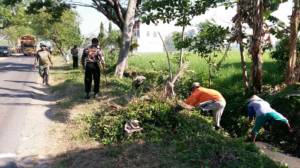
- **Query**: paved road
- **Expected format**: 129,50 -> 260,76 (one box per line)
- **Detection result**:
0,56 -> 41,167
256,142 -> 300,168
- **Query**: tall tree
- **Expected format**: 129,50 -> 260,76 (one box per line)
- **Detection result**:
232,0 -> 250,93
114,0 -> 138,77
286,0 -> 300,84
31,10 -> 82,55
0,3 -> 34,47
236,0 -> 287,93
71,0 -> 141,78
98,22 -> 106,48
249,0 -> 264,93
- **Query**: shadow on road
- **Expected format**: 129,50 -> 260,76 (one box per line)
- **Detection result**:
4,80 -> 38,84
0,86 -> 53,101
16,142 -> 169,168
0,62 -> 34,73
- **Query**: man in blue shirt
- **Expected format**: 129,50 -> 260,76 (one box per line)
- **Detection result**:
247,95 -> 293,142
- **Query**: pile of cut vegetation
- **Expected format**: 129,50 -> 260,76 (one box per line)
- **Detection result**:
78,94 -> 282,167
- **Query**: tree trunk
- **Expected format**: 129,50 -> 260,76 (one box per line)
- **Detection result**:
286,0 -> 300,84
179,26 -> 186,68
239,42 -> 249,92
158,32 -> 173,80
250,0 -> 264,93
114,0 -> 137,78
236,2 -> 250,92
208,57 -> 212,87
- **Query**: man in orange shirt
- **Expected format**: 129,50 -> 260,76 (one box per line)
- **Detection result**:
183,82 -> 226,130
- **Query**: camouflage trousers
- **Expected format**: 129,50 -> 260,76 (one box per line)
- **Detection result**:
38,65 -> 50,85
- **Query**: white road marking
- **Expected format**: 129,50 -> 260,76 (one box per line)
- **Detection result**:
5,64 -> 12,68
0,153 -> 17,159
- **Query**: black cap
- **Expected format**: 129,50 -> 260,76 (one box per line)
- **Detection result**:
91,38 -> 99,44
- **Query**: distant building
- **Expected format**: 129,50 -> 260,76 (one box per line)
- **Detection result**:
133,22 -> 197,53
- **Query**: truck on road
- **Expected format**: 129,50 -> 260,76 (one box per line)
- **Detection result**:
20,35 -> 36,56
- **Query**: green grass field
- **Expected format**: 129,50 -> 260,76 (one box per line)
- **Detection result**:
129,50 -> 283,92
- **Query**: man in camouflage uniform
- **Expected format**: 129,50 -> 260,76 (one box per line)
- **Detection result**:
33,43 -> 53,85
81,38 -> 105,99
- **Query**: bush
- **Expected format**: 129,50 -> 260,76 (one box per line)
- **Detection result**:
85,99 -> 176,144
271,37 -> 300,68
83,97 -> 281,167
220,91 -> 251,137
267,84 -> 300,156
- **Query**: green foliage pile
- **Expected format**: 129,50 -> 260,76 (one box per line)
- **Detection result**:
83,97 -> 281,167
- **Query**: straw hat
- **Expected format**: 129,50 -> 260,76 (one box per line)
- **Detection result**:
248,95 -> 262,103
191,82 -> 200,89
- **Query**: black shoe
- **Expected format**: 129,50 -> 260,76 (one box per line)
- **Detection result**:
85,93 -> 90,99
215,125 -> 221,131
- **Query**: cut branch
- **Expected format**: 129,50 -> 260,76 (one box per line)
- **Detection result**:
158,32 -> 173,80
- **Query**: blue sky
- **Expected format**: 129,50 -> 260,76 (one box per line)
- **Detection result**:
75,0 -> 293,37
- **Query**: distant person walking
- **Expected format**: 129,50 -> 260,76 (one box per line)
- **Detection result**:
33,43 -> 53,85
181,82 -> 226,130
81,38 -> 105,99
247,95 -> 293,143
71,45 -> 79,68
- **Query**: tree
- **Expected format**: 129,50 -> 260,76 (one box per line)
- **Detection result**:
1,0 -> 82,57
108,21 -> 112,34
30,10 -> 82,55
26,0 -> 70,23
98,22 -> 107,48
189,21 -> 229,86
71,0 -> 141,78
232,1 -> 249,93
235,0 -> 287,93
114,0 -> 139,77
0,3 -> 34,47
286,0 -> 300,84
141,0 -> 226,68
271,37 -> 300,68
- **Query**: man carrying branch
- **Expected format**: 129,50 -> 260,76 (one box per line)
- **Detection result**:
81,38 -> 105,99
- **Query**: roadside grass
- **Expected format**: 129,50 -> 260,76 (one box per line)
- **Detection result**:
49,52 -> 286,167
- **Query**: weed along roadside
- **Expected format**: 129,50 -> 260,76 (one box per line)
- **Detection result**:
47,53 -> 295,167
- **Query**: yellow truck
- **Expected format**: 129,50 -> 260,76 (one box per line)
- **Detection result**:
20,35 -> 36,56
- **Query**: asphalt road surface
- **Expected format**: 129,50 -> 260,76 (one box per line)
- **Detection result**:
0,56 -> 42,168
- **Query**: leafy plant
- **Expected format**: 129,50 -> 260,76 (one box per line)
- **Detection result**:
189,21 -> 229,86
271,37 -> 300,69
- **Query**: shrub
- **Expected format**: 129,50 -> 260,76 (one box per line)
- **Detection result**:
271,37 -> 300,68
267,84 -> 300,156
83,98 -> 281,167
